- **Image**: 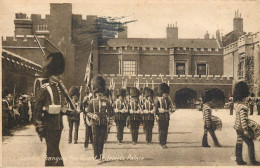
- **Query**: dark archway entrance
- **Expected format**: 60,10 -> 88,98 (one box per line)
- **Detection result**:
175,88 -> 197,108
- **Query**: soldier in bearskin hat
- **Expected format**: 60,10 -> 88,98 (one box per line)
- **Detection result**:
113,88 -> 128,144
128,87 -> 142,145
201,89 -> 221,148
142,87 -> 155,144
34,52 -> 67,166
233,81 -> 260,165
67,86 -> 81,144
154,83 -> 174,149
86,76 -> 114,160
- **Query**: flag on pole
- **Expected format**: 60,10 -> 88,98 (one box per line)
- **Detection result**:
84,51 -> 94,90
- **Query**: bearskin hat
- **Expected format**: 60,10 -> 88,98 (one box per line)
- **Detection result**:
126,87 -> 131,95
159,83 -> 170,94
43,52 -> 65,77
130,87 -> 140,97
117,88 -> 126,97
233,81 -> 250,102
144,87 -> 153,98
91,76 -> 106,94
202,89 -> 213,104
69,86 -> 80,98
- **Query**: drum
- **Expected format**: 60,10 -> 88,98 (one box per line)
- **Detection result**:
211,115 -> 222,131
248,119 -> 260,140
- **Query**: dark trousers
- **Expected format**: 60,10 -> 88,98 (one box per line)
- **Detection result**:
236,130 -> 256,162
85,125 -> 93,148
143,120 -> 154,143
45,130 -> 64,166
2,117 -> 10,135
250,105 -> 254,115
92,125 -> 107,159
116,120 -> 126,141
130,120 -> 140,142
68,120 -> 79,142
202,127 -> 220,146
257,105 -> 260,115
158,120 -> 169,145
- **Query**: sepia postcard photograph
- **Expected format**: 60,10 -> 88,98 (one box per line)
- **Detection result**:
0,0 -> 260,167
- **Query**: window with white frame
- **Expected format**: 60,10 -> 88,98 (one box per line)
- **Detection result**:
121,60 -> 136,76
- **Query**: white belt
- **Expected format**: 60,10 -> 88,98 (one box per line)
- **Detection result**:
159,109 -> 169,113
115,109 -> 127,113
143,110 -> 154,114
43,105 -> 61,114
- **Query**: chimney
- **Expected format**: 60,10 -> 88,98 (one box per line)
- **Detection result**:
166,22 -> 178,39
233,10 -> 243,32
204,31 -> 209,39
14,13 -> 33,36
118,26 -> 127,38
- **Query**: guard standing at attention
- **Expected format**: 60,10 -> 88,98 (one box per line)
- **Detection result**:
129,87 -> 142,145
113,88 -> 128,144
142,87 -> 155,144
154,83 -> 173,149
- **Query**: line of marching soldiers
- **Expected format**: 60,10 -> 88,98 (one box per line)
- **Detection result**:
66,76 -> 175,161
229,95 -> 260,115
33,52 -> 172,166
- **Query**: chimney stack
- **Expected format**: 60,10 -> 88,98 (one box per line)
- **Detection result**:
204,31 -> 209,39
166,23 -> 178,39
14,13 -> 33,36
233,10 -> 243,32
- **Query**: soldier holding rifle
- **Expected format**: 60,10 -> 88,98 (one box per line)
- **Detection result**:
113,88 -> 128,144
86,76 -> 114,160
142,87 -> 155,144
154,83 -> 174,149
34,52 -> 79,166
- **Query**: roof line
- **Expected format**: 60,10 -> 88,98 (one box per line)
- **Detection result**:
2,49 -> 43,68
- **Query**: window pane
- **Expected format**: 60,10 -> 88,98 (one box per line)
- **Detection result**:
176,63 -> 185,75
197,64 -> 206,75
123,61 -> 136,75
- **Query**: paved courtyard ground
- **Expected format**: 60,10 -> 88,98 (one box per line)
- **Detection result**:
2,109 -> 260,167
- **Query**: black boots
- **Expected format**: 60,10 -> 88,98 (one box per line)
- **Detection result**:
235,143 -> 247,165
209,130 -> 221,147
202,133 -> 211,147
247,141 -> 260,165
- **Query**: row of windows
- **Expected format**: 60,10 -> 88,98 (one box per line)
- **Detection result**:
119,60 -> 208,75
